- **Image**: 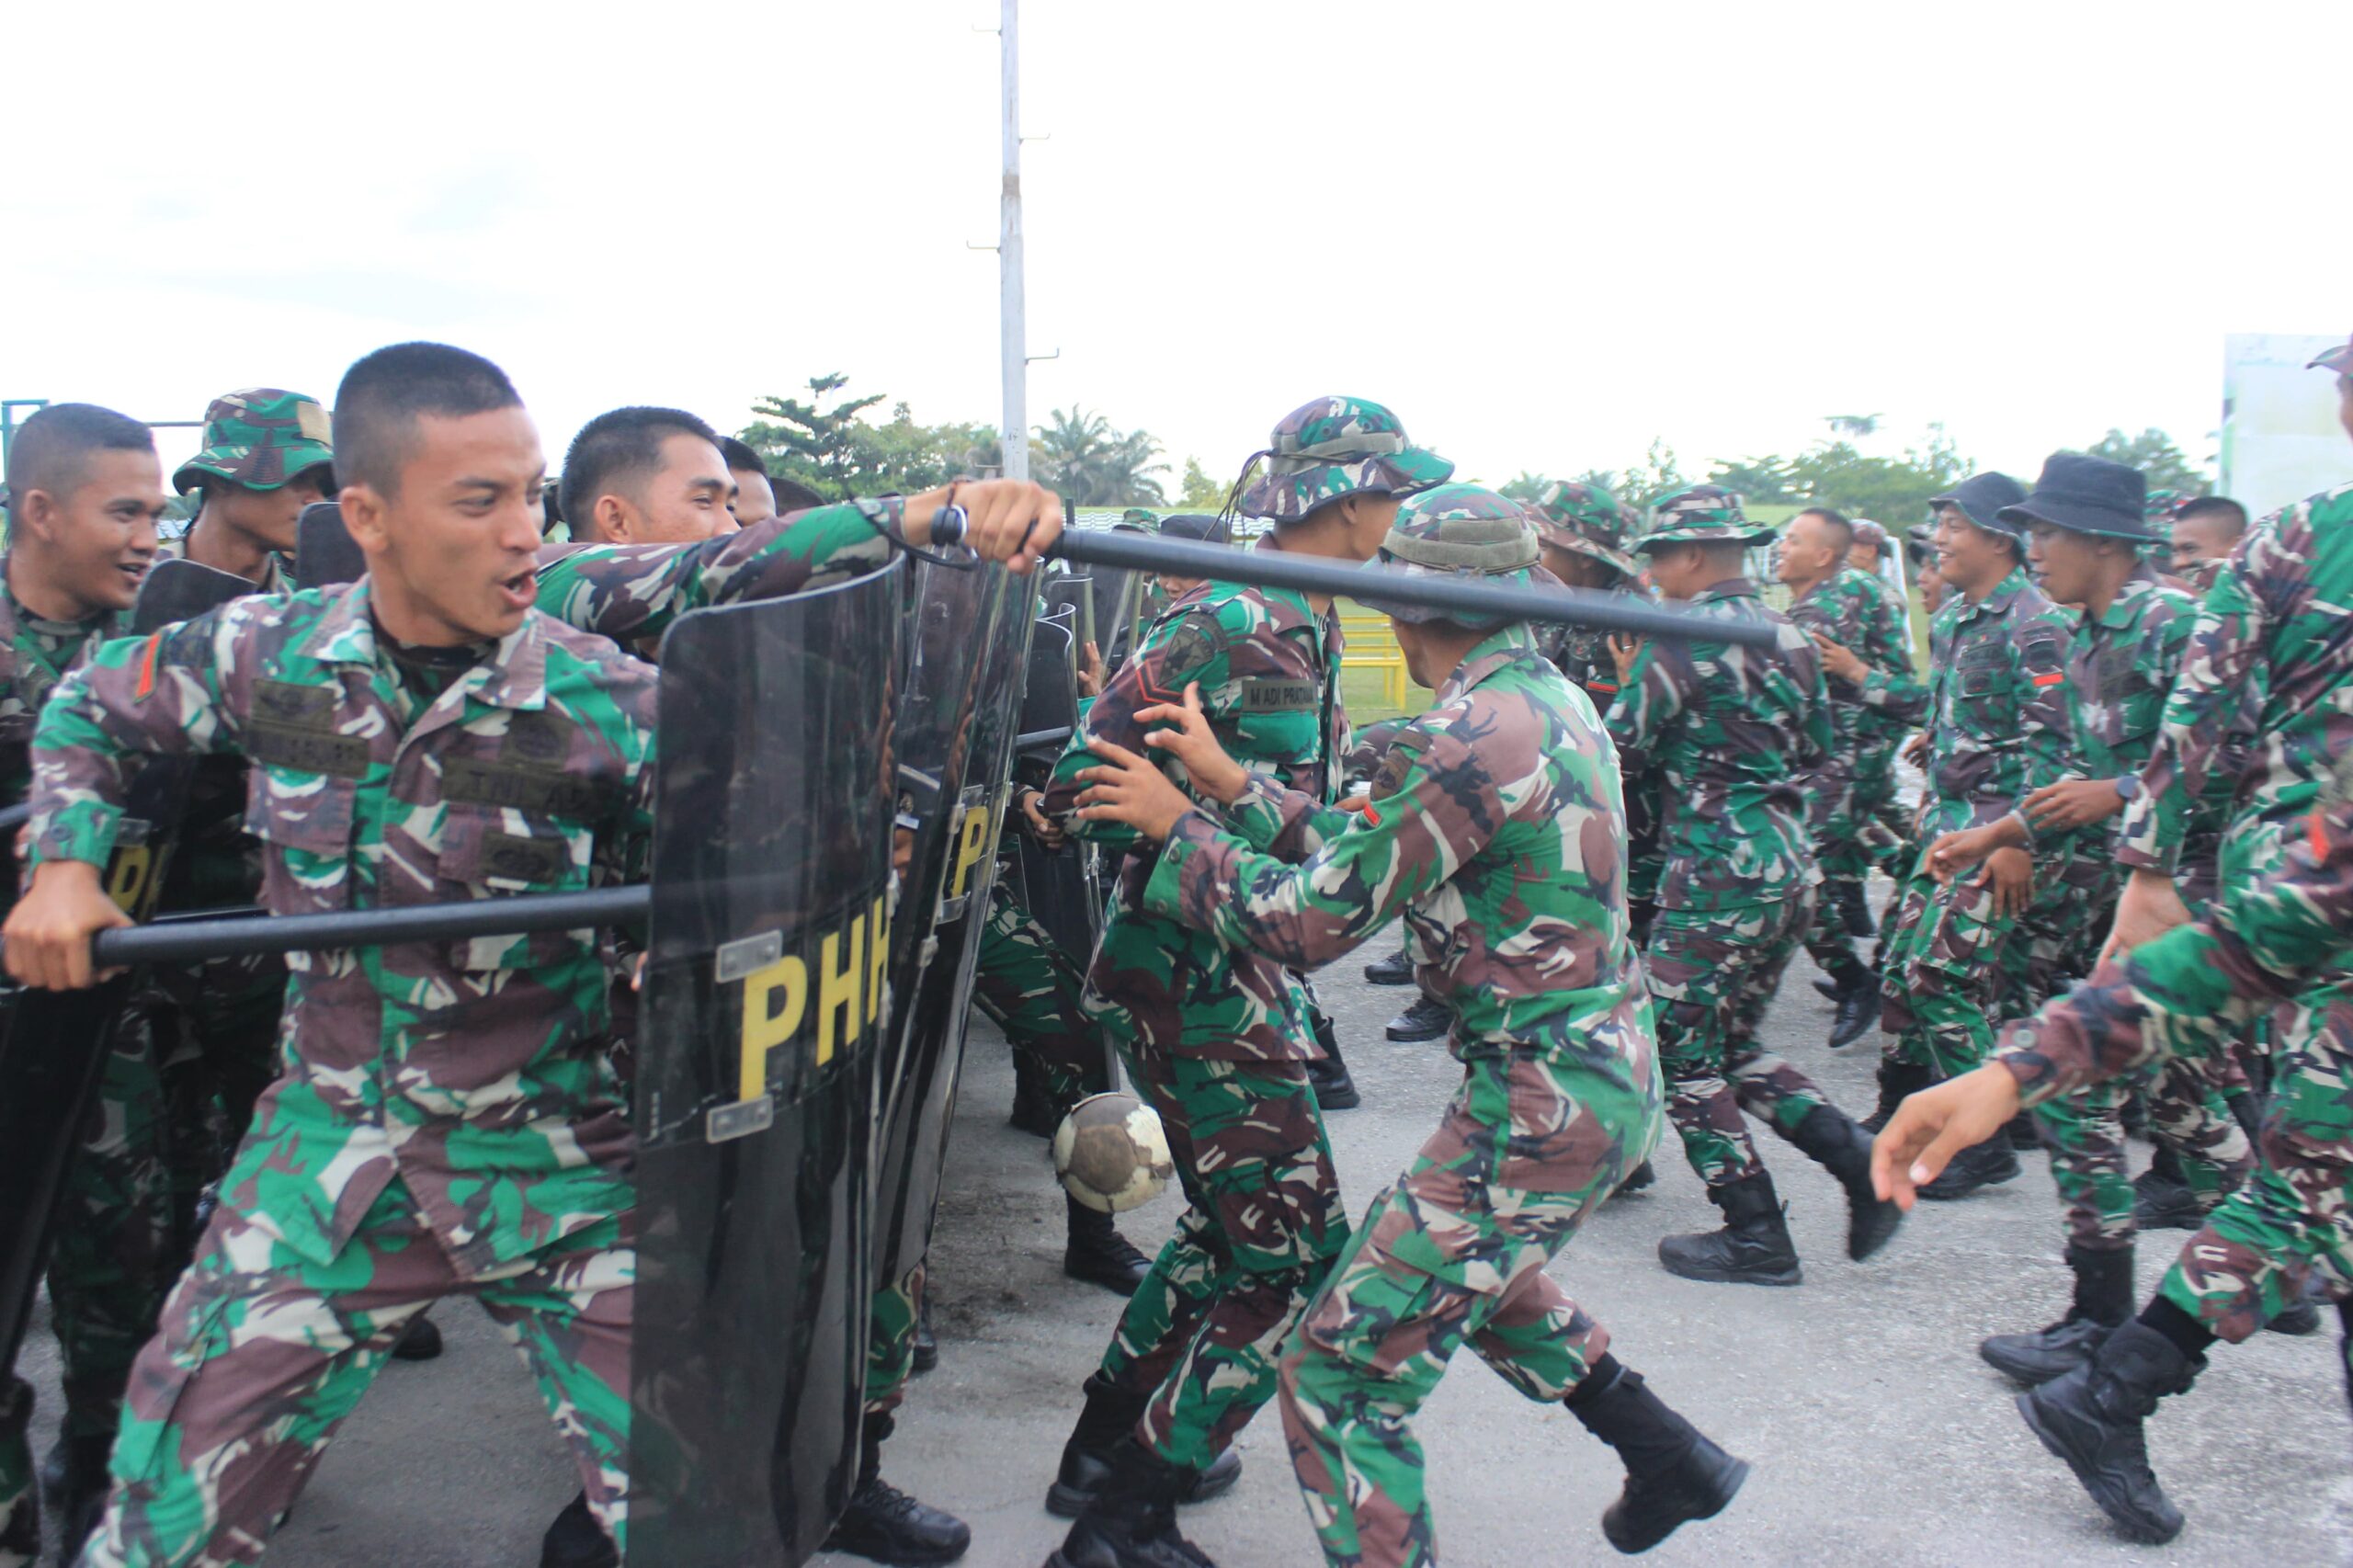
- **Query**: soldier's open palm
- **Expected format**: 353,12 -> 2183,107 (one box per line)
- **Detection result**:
1133,683 -> 1248,805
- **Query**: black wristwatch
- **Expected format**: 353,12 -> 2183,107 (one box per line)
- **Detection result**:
2113,776 -> 2143,802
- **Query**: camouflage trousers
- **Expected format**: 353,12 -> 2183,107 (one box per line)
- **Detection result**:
2010,840 -> 2112,1016
79,1176 -> 631,1568
863,1265 -> 924,1415
1878,860 -> 2024,1078
1648,898 -> 1836,1187
971,879 -> 1107,1119
1799,763 -> 1871,988
50,967 -> 282,1446
1097,1042 -> 1349,1471
1277,1050 -> 1649,1567
2156,985 -> 2353,1343
1848,734 -> 1907,869
2035,1054 -> 2256,1252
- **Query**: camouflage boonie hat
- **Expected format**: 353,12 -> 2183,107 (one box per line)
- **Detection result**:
2308,334 -> 2352,375
1527,480 -> 1641,581
173,388 -> 335,494
1234,396 -> 1451,523
1357,483 -> 1546,629
1849,518 -> 1891,550
1638,483 -> 1775,550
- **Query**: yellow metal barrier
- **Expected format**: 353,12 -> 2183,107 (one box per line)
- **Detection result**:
1338,613 -> 1409,710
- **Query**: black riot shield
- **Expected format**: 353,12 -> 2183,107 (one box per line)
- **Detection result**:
626,564 -> 900,1568
1010,606 -> 1102,964
1086,523 -> 1150,669
870,563 -> 1033,1291
0,560 -> 259,1376
295,500 -> 366,590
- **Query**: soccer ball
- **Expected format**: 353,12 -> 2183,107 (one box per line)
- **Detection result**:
1052,1092 -> 1175,1214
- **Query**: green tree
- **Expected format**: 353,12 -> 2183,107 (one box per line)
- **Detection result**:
1706,456 -> 1801,503
738,373 -> 991,499
1497,471 -> 1550,505
1034,405 -> 1168,506
2084,427 -> 2207,495
1175,456 -> 1227,511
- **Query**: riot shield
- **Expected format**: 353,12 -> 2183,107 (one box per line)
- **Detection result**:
870,564 -> 1033,1290
295,500 -> 366,589
626,564 -> 900,1568
1086,523 -> 1150,669
0,561 -> 260,1375
1041,568 -> 1095,663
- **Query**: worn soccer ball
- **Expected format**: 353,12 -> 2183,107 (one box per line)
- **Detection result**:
1052,1091 -> 1175,1214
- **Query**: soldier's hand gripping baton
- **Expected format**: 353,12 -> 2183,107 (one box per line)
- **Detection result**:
926,507 -> 1778,649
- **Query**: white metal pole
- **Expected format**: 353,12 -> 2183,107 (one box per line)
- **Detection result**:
999,0 -> 1028,481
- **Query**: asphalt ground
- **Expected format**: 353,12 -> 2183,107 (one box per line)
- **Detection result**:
17,902 -> 2351,1567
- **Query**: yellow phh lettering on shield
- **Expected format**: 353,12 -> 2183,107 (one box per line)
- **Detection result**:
814,912 -> 866,1064
947,802 -> 993,902
865,892 -> 889,1026
738,953 -> 809,1101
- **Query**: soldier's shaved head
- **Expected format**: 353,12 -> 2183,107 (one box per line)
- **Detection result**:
1794,506 -> 1854,560
4,403 -> 154,520
562,407 -> 722,539
333,343 -> 522,500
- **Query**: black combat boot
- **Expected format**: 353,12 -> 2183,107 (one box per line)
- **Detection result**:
1566,1359 -> 1749,1554
1915,1134 -> 2021,1200
391,1311 -> 443,1361
2265,1271 -> 2325,1337
1778,1103 -> 1903,1261
2016,1320 -> 2200,1544
1656,1173 -> 1802,1287
1384,994 -> 1450,1043
540,1488 -> 618,1568
1836,881 -> 1876,940
2131,1159 -> 2204,1231
1980,1244 -> 2134,1385
912,1294 -> 939,1372
1362,947 -> 1415,986
1304,1009 -> 1359,1111
1009,1051 -> 1062,1139
1048,1438 -> 1218,1568
1048,1375 -> 1241,1518
1065,1195 -> 1154,1296
1616,1160 -> 1656,1196
824,1413 -> 972,1566
2006,1110 -> 2043,1152
1822,965 -> 1881,1051
1859,1058 -> 1931,1135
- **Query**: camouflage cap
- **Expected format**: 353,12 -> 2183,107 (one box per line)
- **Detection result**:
1358,483 -> 1545,629
1120,506 -> 1159,528
173,388 -> 335,494
1527,480 -> 1641,581
1234,396 -> 1451,523
2308,335 -> 2352,375
1638,483 -> 1776,550
1849,518 -> 1891,550
2143,488 -> 2185,523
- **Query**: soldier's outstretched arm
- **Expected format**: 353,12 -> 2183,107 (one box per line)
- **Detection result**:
535,480 -> 1063,642
1041,609 -> 1225,854
6,608 -> 251,988
1135,721 -> 1501,971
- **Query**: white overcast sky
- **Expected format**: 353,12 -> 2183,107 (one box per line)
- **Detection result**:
5,1 -> 2347,493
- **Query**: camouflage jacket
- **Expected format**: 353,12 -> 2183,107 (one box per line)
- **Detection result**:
2119,483 -> 2353,880
153,531 -> 296,597
27,501 -> 902,1273
0,575 -> 118,810
1605,577 -> 1828,911
1914,568 -> 2076,841
1146,630 -> 1657,1095
1043,569 -> 1344,1061
1997,775 -> 2353,1108
2063,566 -> 2196,784
1845,564 -> 1923,735
1787,566 -> 1902,753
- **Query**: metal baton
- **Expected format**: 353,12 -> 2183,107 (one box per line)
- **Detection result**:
930,507 -> 1778,649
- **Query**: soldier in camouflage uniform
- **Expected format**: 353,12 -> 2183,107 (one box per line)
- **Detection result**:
2165,494 -> 2249,597
2,344 -> 1059,1568
1036,396 -> 1445,1568
1070,486 -> 1747,1568
1866,472 -> 2077,1199
1775,506 -> 1904,1048
0,403 -> 169,1568
1912,456 -> 2256,1382
1608,486 -> 1900,1288
161,388 -> 335,593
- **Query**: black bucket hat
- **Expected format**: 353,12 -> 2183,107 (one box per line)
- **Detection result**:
1995,453 -> 2151,541
1927,472 -> 2030,541
2310,334 -> 2352,375
1155,512 -> 1233,546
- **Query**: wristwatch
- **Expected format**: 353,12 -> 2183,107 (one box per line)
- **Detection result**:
2113,775 -> 2143,802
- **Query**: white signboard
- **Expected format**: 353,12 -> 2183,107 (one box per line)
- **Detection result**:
2222,334 -> 2349,520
